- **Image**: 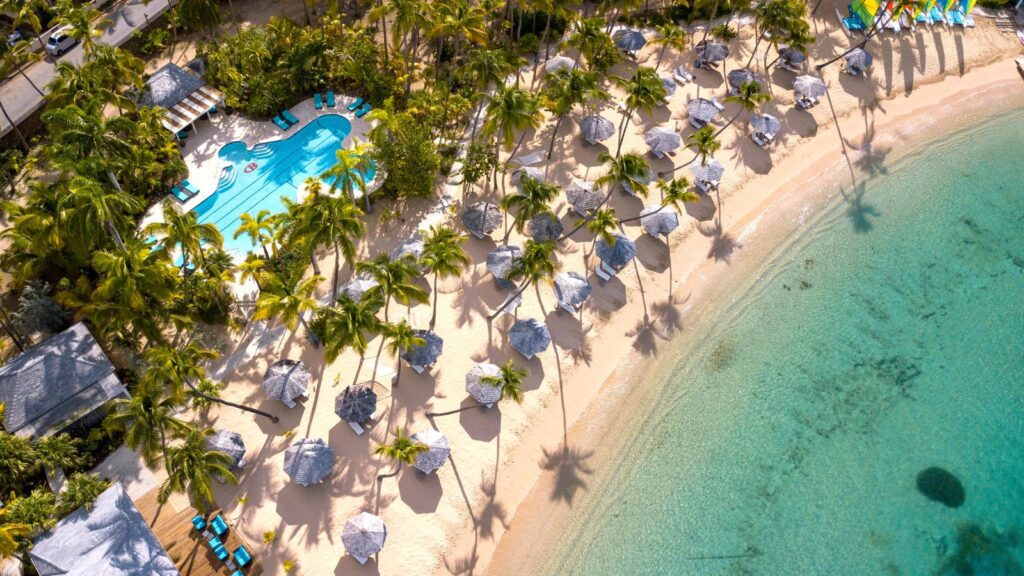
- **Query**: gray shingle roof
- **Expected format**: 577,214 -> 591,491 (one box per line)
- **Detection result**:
0,322 -> 126,439
508,318 -> 552,359
29,483 -> 178,576
640,206 -> 680,237
411,429 -> 450,474
140,63 -> 204,109
528,213 -> 563,242
579,115 -> 615,144
338,275 -> 380,303
389,232 -> 424,263
284,438 -> 334,486
566,180 -> 604,215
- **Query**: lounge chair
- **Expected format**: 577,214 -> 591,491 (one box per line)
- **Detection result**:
512,150 -> 546,167
234,545 -> 253,567
752,131 -> 774,147
695,178 -> 718,193
314,93 -> 323,110
182,179 -> 199,195
232,571 -> 244,576
213,544 -> 229,562
673,66 -> 695,85
348,420 -> 365,435
929,6 -> 947,24
346,97 -> 365,112
688,117 -> 708,130
281,110 -> 300,125
710,97 -> 726,112
354,102 -> 372,118
208,535 -> 222,548
191,515 -> 206,531
326,90 -> 336,108
211,514 -> 229,537
948,8 -> 966,25
171,186 -> 191,203
272,115 -> 290,130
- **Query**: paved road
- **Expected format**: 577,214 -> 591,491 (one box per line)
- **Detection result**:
0,0 -> 177,137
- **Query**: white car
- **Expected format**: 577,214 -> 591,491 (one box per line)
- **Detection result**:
44,27 -> 77,57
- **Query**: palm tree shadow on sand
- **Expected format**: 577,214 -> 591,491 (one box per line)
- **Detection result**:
698,220 -> 741,263
540,444 -> 595,505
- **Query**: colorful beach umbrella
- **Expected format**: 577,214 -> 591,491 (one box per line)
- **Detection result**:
851,0 -> 880,26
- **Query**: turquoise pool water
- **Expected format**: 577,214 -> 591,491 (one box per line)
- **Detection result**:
195,114 -> 375,255
542,110 -> 1024,574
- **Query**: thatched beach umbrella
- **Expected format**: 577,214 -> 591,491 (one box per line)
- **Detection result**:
596,232 -> 637,271
622,167 -> 652,197
401,329 -> 443,372
528,213 -> 563,242
750,113 -> 781,137
793,75 -> 827,99
343,512 -> 386,564
687,98 -> 721,125
640,206 -> 680,238
691,158 -> 725,189
545,55 -> 576,74
511,166 -> 545,189
335,384 -> 377,424
843,48 -> 873,74
727,68 -> 758,92
465,362 -> 502,407
389,232 -> 424,262
697,40 -> 729,62
262,359 -> 310,408
486,245 -> 522,286
338,274 -> 379,302
553,271 -> 592,313
579,115 -> 615,145
644,127 -> 681,158
508,318 -> 552,359
613,29 -> 646,52
566,180 -> 603,216
659,75 -> 677,98
779,45 -> 807,67
411,429 -> 450,475
284,438 -> 333,486
461,201 -> 503,240
206,429 -> 246,469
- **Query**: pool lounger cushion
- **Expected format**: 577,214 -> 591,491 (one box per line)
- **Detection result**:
171,186 -> 191,203
346,97 -> 364,111
234,545 -> 253,566
182,179 -> 199,194
314,93 -> 323,110
272,115 -> 290,130
211,514 -> 229,537
326,91 -> 336,108
354,102 -> 372,118
281,110 -> 300,125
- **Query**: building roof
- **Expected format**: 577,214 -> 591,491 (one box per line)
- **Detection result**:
139,63 -> 223,134
0,322 -> 126,439
29,483 -> 178,576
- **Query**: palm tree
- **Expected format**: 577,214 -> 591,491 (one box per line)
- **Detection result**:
159,427 -> 237,512
483,86 -> 542,192
3,489 -> 56,535
379,319 -> 424,387
488,239 -> 560,319
561,152 -> 650,240
60,176 -> 141,252
53,0 -> 111,54
541,67 -> 608,159
176,0 -> 222,39
321,141 -> 376,212
253,268 -> 321,337
619,178 -> 697,224
357,254 -> 427,322
57,473 -> 109,516
486,358 -> 527,403
235,210 -> 277,259
42,105 -> 133,194
464,48 -> 520,140
0,431 -> 34,491
2,41 -> 44,97
533,0 -> 576,60
687,125 -> 721,165
145,199 -> 223,271
611,67 -> 667,155
718,80 -> 771,136
0,509 -> 30,559
651,22 -> 687,72
429,0 -> 487,67
239,254 -> 267,292
584,207 -> 618,258
316,291 -> 384,364
33,433 -> 85,472
748,0 -> 802,69
90,239 -> 176,314
287,189 -> 366,304
374,427 -> 428,480
105,380 -> 188,466
501,176 -> 559,242
420,225 -> 470,328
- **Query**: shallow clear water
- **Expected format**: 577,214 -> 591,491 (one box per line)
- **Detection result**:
194,114 -> 375,255
547,111 -> 1024,575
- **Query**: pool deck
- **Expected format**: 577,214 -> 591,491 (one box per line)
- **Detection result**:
141,94 -> 374,228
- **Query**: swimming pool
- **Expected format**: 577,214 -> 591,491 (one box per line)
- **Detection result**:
194,114 -> 376,256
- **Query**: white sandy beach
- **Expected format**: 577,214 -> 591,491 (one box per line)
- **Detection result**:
166,4 -> 1024,575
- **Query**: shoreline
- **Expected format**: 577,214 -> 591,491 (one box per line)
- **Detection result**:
447,57 -> 1024,576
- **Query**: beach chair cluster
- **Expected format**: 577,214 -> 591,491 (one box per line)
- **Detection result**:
841,0 -> 975,33
672,66 -> 696,86
191,513 -> 253,574
346,96 -> 373,118
314,90 -> 337,110
272,109 -> 301,131
170,179 -> 199,203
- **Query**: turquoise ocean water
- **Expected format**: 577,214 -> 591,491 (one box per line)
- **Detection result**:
543,110 -> 1024,575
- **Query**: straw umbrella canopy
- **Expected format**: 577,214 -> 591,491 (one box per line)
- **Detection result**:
613,29 -> 646,52
553,271 -> 592,312
262,359 -> 310,407
779,45 -> 807,66
461,201 -> 503,239
843,48 -> 873,73
579,115 -> 615,145
335,384 -> 377,423
511,166 -> 545,189
644,127 -> 681,157
750,113 -> 781,137
696,40 -> 729,62
640,205 -> 680,237
508,318 -> 552,359
545,55 -> 576,74
691,158 -> 725,184
205,429 -> 246,469
411,429 -> 450,474
596,232 -> 637,270
283,438 -> 334,486
338,274 -> 379,302
566,180 -> 604,215
486,245 -> 523,283
401,329 -> 443,368
465,362 -> 503,406
342,512 -> 387,564
687,98 -> 720,124
793,75 -> 827,99
727,68 -> 758,91
389,232 -> 424,262
528,213 -> 564,242
622,168 -> 652,197
659,76 -> 677,98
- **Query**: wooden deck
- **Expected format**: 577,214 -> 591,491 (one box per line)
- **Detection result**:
135,488 -> 259,576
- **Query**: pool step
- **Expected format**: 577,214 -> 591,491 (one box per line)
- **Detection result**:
251,144 -> 273,159
216,165 -> 236,191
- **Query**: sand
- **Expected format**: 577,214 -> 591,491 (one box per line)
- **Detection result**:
178,4 -> 1024,576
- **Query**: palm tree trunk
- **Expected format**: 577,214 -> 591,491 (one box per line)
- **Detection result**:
331,241 -> 341,307
106,168 -> 123,193
16,67 -> 44,97
487,279 -> 530,320
655,44 -> 668,72
546,114 -> 565,160
0,99 -> 28,150
426,404 -> 480,417
226,0 -> 240,33
615,108 -> 632,157
542,11 -> 554,60
105,220 -> 127,253
185,379 -> 280,422
377,460 -> 401,479
429,272 -> 439,328
0,306 -> 25,352
311,253 -> 322,275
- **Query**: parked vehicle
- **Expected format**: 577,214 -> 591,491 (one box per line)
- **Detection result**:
44,26 -> 77,57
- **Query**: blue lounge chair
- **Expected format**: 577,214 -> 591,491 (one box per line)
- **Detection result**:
314,93 -> 323,110
326,91 -> 336,108
213,544 -> 229,562
211,514 -> 229,537
929,6 -> 946,23
191,515 -> 206,531
281,110 -> 300,125
232,571 -> 244,576
171,186 -> 191,203
346,97 -> 364,112
354,102 -> 372,118
208,536 -> 222,549
947,8 -> 965,25
182,179 -> 199,195
234,545 -> 252,567
272,115 -> 290,130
